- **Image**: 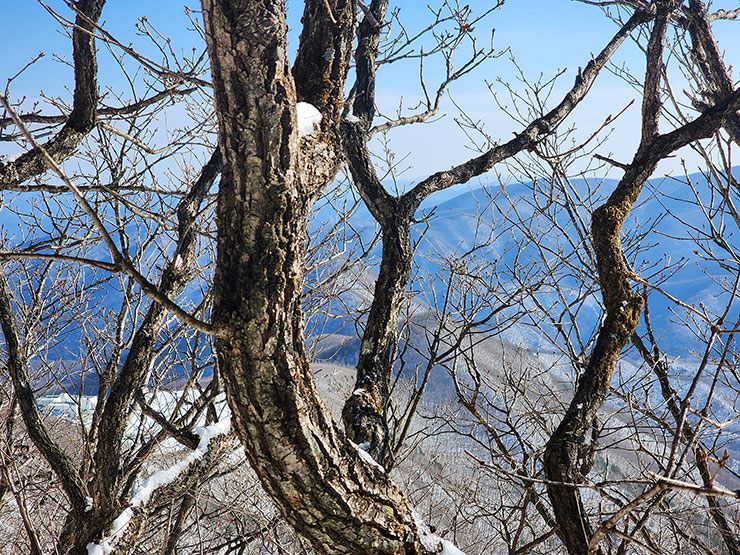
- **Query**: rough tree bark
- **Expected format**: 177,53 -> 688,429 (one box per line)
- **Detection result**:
203,0 -> 437,553
341,203 -> 413,466
340,0 -> 400,468
685,0 -> 740,145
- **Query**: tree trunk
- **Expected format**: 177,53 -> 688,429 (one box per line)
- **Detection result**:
203,1 -> 434,553
343,213 -> 413,466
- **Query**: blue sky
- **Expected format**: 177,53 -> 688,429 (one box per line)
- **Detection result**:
2,1 -> 739,182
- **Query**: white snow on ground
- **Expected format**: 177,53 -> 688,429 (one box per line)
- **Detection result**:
297,102 -> 322,137
86,418 -> 231,555
39,394 -> 98,426
412,508 -> 466,555
40,391 -> 230,454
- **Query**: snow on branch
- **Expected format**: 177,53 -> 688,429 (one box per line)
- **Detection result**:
350,440 -> 386,473
86,418 -> 232,555
412,508 -> 466,555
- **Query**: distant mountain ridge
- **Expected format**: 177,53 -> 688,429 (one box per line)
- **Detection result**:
13,168 -> 740,405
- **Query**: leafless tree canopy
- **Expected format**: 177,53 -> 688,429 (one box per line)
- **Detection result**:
0,1 -> 739,554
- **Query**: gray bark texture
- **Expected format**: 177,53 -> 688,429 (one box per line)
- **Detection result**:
203,1 -> 438,553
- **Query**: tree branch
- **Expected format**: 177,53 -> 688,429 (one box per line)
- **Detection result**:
400,7 -> 653,213
0,270 -> 88,513
0,0 -> 106,188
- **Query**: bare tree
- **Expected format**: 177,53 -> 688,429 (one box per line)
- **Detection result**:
340,0 -> 653,473
2,1 -> 740,554
0,3 -> 247,552
540,3 -> 740,554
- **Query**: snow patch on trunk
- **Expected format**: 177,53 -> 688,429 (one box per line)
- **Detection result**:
296,102 -> 322,137
350,440 -> 386,473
